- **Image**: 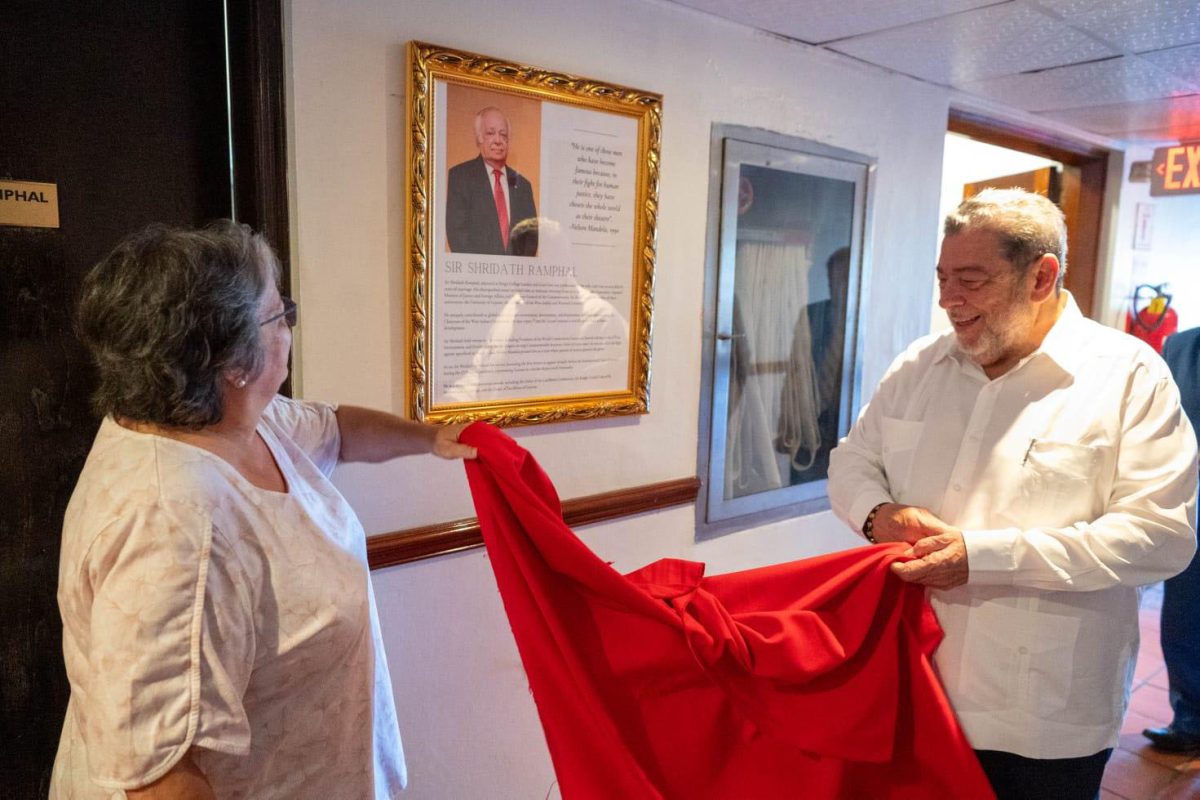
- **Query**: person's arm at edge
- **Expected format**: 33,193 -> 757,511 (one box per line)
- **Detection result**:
334,405 -> 476,463
125,751 -> 214,800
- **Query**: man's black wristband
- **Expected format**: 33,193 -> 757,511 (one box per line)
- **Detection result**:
862,502 -> 888,544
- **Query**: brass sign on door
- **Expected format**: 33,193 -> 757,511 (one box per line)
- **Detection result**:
0,180 -> 60,228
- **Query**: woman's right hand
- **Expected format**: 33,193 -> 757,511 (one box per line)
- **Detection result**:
433,422 -> 478,460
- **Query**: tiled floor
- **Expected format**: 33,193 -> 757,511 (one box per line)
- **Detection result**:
1101,583 -> 1200,799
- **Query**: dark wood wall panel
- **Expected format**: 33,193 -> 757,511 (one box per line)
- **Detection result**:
1,2 -> 286,794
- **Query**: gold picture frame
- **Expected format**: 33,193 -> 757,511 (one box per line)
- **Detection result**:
405,41 -> 662,426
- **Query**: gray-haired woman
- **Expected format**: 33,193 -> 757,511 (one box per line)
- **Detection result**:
50,221 -> 473,799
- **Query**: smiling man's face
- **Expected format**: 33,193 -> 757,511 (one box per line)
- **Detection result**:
937,228 -> 1041,374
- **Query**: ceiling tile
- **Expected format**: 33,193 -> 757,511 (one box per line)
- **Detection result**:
960,55 -> 1200,112
668,0 -> 1200,141
668,0 -> 998,44
1037,94 -> 1200,136
826,3 -> 1117,84
1107,121 -> 1200,144
1139,42 -> 1200,83
1037,0 -> 1200,53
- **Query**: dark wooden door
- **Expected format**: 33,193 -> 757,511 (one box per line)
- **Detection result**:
1,3 -> 232,795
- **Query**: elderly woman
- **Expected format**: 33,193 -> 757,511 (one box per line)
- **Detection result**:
50,221 -> 473,799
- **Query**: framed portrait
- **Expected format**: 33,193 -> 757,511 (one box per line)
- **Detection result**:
405,42 -> 662,426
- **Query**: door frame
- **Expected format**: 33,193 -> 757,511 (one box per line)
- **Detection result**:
948,108 -> 1111,319
227,0 -> 291,388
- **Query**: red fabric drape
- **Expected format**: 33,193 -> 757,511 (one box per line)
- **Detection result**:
461,422 -> 994,799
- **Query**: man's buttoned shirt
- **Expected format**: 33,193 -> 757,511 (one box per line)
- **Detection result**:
829,294 -> 1198,758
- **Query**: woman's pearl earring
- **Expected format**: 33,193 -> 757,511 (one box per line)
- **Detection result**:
235,377 -> 247,389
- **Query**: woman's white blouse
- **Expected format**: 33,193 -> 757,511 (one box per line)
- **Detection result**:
50,396 -> 406,799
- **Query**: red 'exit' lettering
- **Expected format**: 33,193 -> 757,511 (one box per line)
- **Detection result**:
1163,145 -> 1200,190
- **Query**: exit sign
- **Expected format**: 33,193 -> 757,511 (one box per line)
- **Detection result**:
1151,142 -> 1200,196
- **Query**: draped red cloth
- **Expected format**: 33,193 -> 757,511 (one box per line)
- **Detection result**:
461,422 -> 994,799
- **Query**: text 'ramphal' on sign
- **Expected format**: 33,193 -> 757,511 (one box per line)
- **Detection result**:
1151,143 -> 1200,197
0,180 -> 60,228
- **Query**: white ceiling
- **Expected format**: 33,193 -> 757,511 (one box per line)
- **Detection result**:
668,0 -> 1200,144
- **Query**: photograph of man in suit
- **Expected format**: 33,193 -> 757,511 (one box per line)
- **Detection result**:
446,106 -> 538,256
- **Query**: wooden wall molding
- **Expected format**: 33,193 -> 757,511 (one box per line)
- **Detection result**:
367,476 -> 701,569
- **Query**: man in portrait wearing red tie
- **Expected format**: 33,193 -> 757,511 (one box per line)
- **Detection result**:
445,106 -> 538,256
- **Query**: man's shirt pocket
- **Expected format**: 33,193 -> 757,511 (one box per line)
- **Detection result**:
1013,440 -> 1108,523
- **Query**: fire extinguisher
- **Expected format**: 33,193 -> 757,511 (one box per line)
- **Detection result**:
1124,283 -> 1178,353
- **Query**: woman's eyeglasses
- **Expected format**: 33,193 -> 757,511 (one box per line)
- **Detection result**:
260,296 -> 298,328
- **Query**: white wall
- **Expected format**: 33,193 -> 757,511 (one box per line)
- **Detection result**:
286,0 -> 948,795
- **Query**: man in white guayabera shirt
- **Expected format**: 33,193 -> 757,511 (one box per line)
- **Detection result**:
828,188 -> 1198,800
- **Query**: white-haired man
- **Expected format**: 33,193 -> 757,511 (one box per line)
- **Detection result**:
829,188 -> 1197,799
446,106 -> 538,256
